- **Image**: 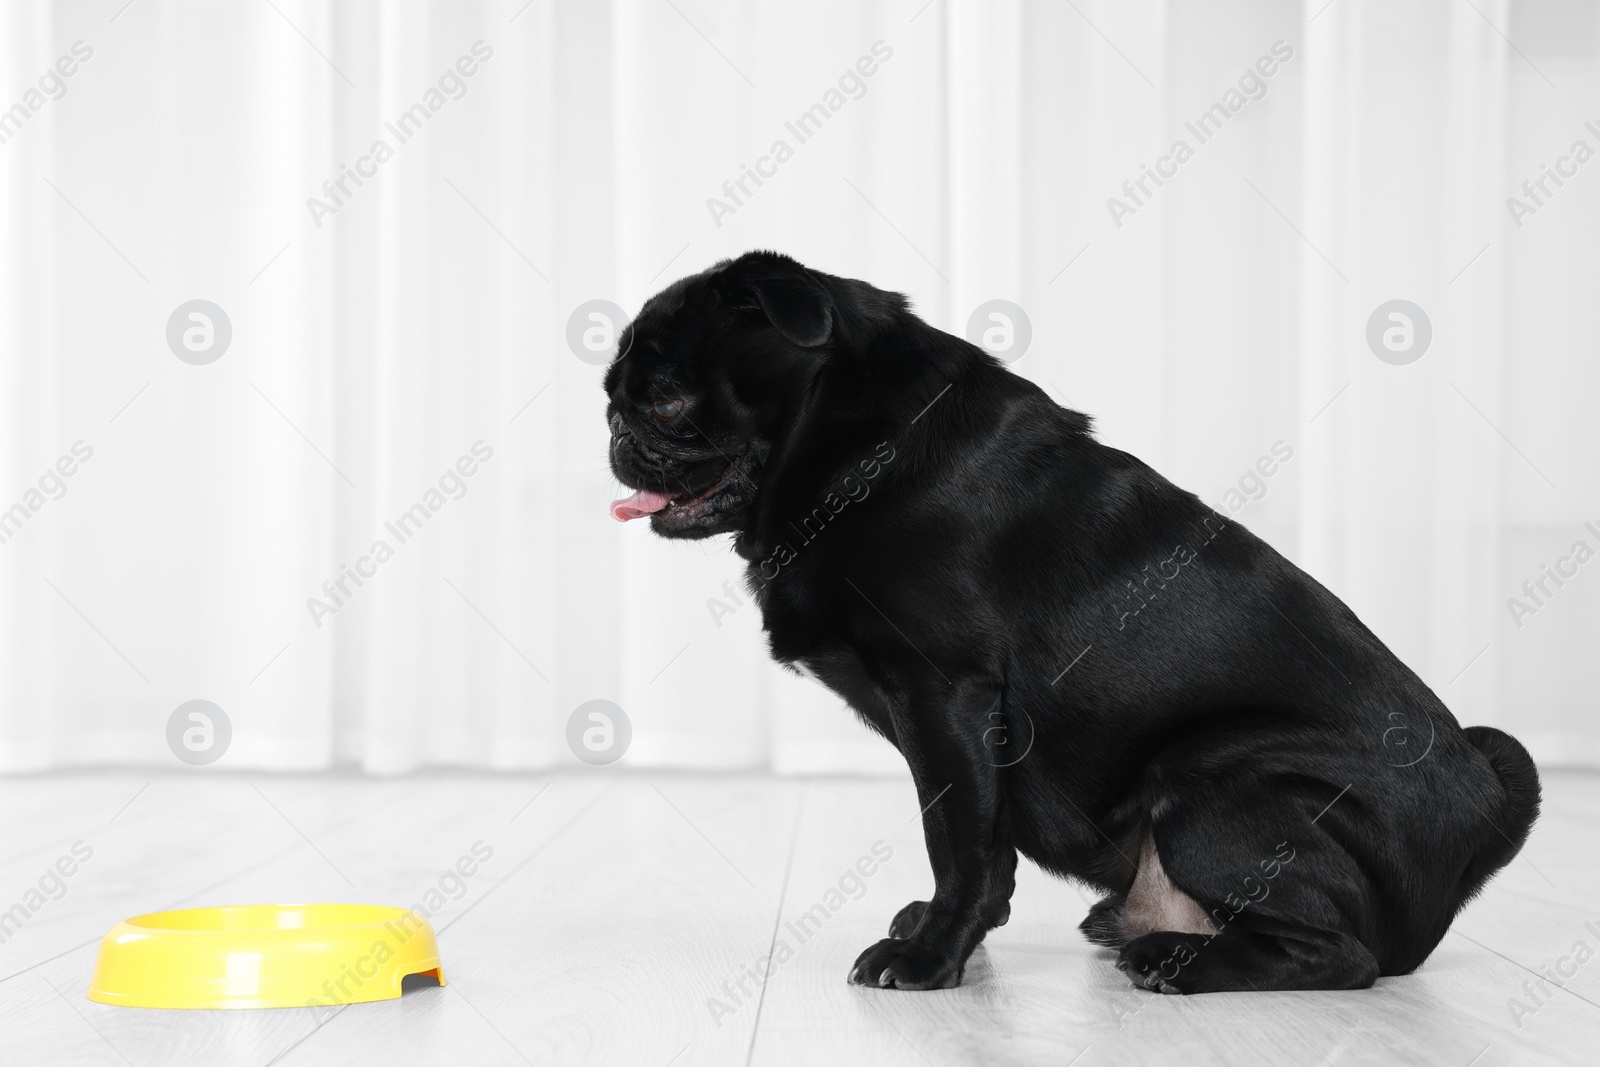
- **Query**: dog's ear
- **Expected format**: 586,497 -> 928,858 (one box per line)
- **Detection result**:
736,259 -> 833,348
753,272 -> 832,348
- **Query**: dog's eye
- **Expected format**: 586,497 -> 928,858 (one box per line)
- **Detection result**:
652,398 -> 683,422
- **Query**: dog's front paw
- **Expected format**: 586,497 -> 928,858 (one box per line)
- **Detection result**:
848,936 -> 964,990
887,900 -> 928,939
1115,932 -> 1206,994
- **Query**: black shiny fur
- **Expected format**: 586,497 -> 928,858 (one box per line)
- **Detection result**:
604,251 -> 1541,994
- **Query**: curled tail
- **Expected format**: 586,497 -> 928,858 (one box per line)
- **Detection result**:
1459,725 -> 1541,897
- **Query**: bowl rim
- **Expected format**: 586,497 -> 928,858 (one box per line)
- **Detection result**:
118,903 -> 424,934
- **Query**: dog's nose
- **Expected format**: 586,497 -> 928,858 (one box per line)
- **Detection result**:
610,414 -> 626,436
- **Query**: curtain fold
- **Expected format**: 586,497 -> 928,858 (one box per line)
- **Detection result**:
1,0 -> 1594,773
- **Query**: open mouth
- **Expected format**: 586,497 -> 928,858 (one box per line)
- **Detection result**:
610,450 -> 749,523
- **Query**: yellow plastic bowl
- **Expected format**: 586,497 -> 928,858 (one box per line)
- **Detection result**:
87,904 -> 446,1010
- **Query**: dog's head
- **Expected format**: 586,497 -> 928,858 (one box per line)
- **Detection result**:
604,252 -> 835,539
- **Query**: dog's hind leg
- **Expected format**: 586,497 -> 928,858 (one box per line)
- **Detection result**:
1114,779 -> 1384,994
1118,921 -> 1379,994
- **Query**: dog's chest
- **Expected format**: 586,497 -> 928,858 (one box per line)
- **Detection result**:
790,645 -> 900,748
745,562 -> 899,741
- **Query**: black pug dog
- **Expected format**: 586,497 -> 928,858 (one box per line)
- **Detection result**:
603,250 -> 1540,994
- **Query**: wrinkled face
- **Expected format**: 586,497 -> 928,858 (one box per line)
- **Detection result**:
603,275 -> 766,539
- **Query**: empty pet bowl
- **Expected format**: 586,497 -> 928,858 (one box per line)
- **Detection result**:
87,904 -> 445,1009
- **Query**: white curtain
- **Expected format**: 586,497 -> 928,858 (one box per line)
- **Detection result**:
1,0 -> 1594,773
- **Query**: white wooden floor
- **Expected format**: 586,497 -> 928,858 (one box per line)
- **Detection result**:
1,770 -> 1597,1066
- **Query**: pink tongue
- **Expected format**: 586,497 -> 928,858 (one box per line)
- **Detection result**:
610,489 -> 674,522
